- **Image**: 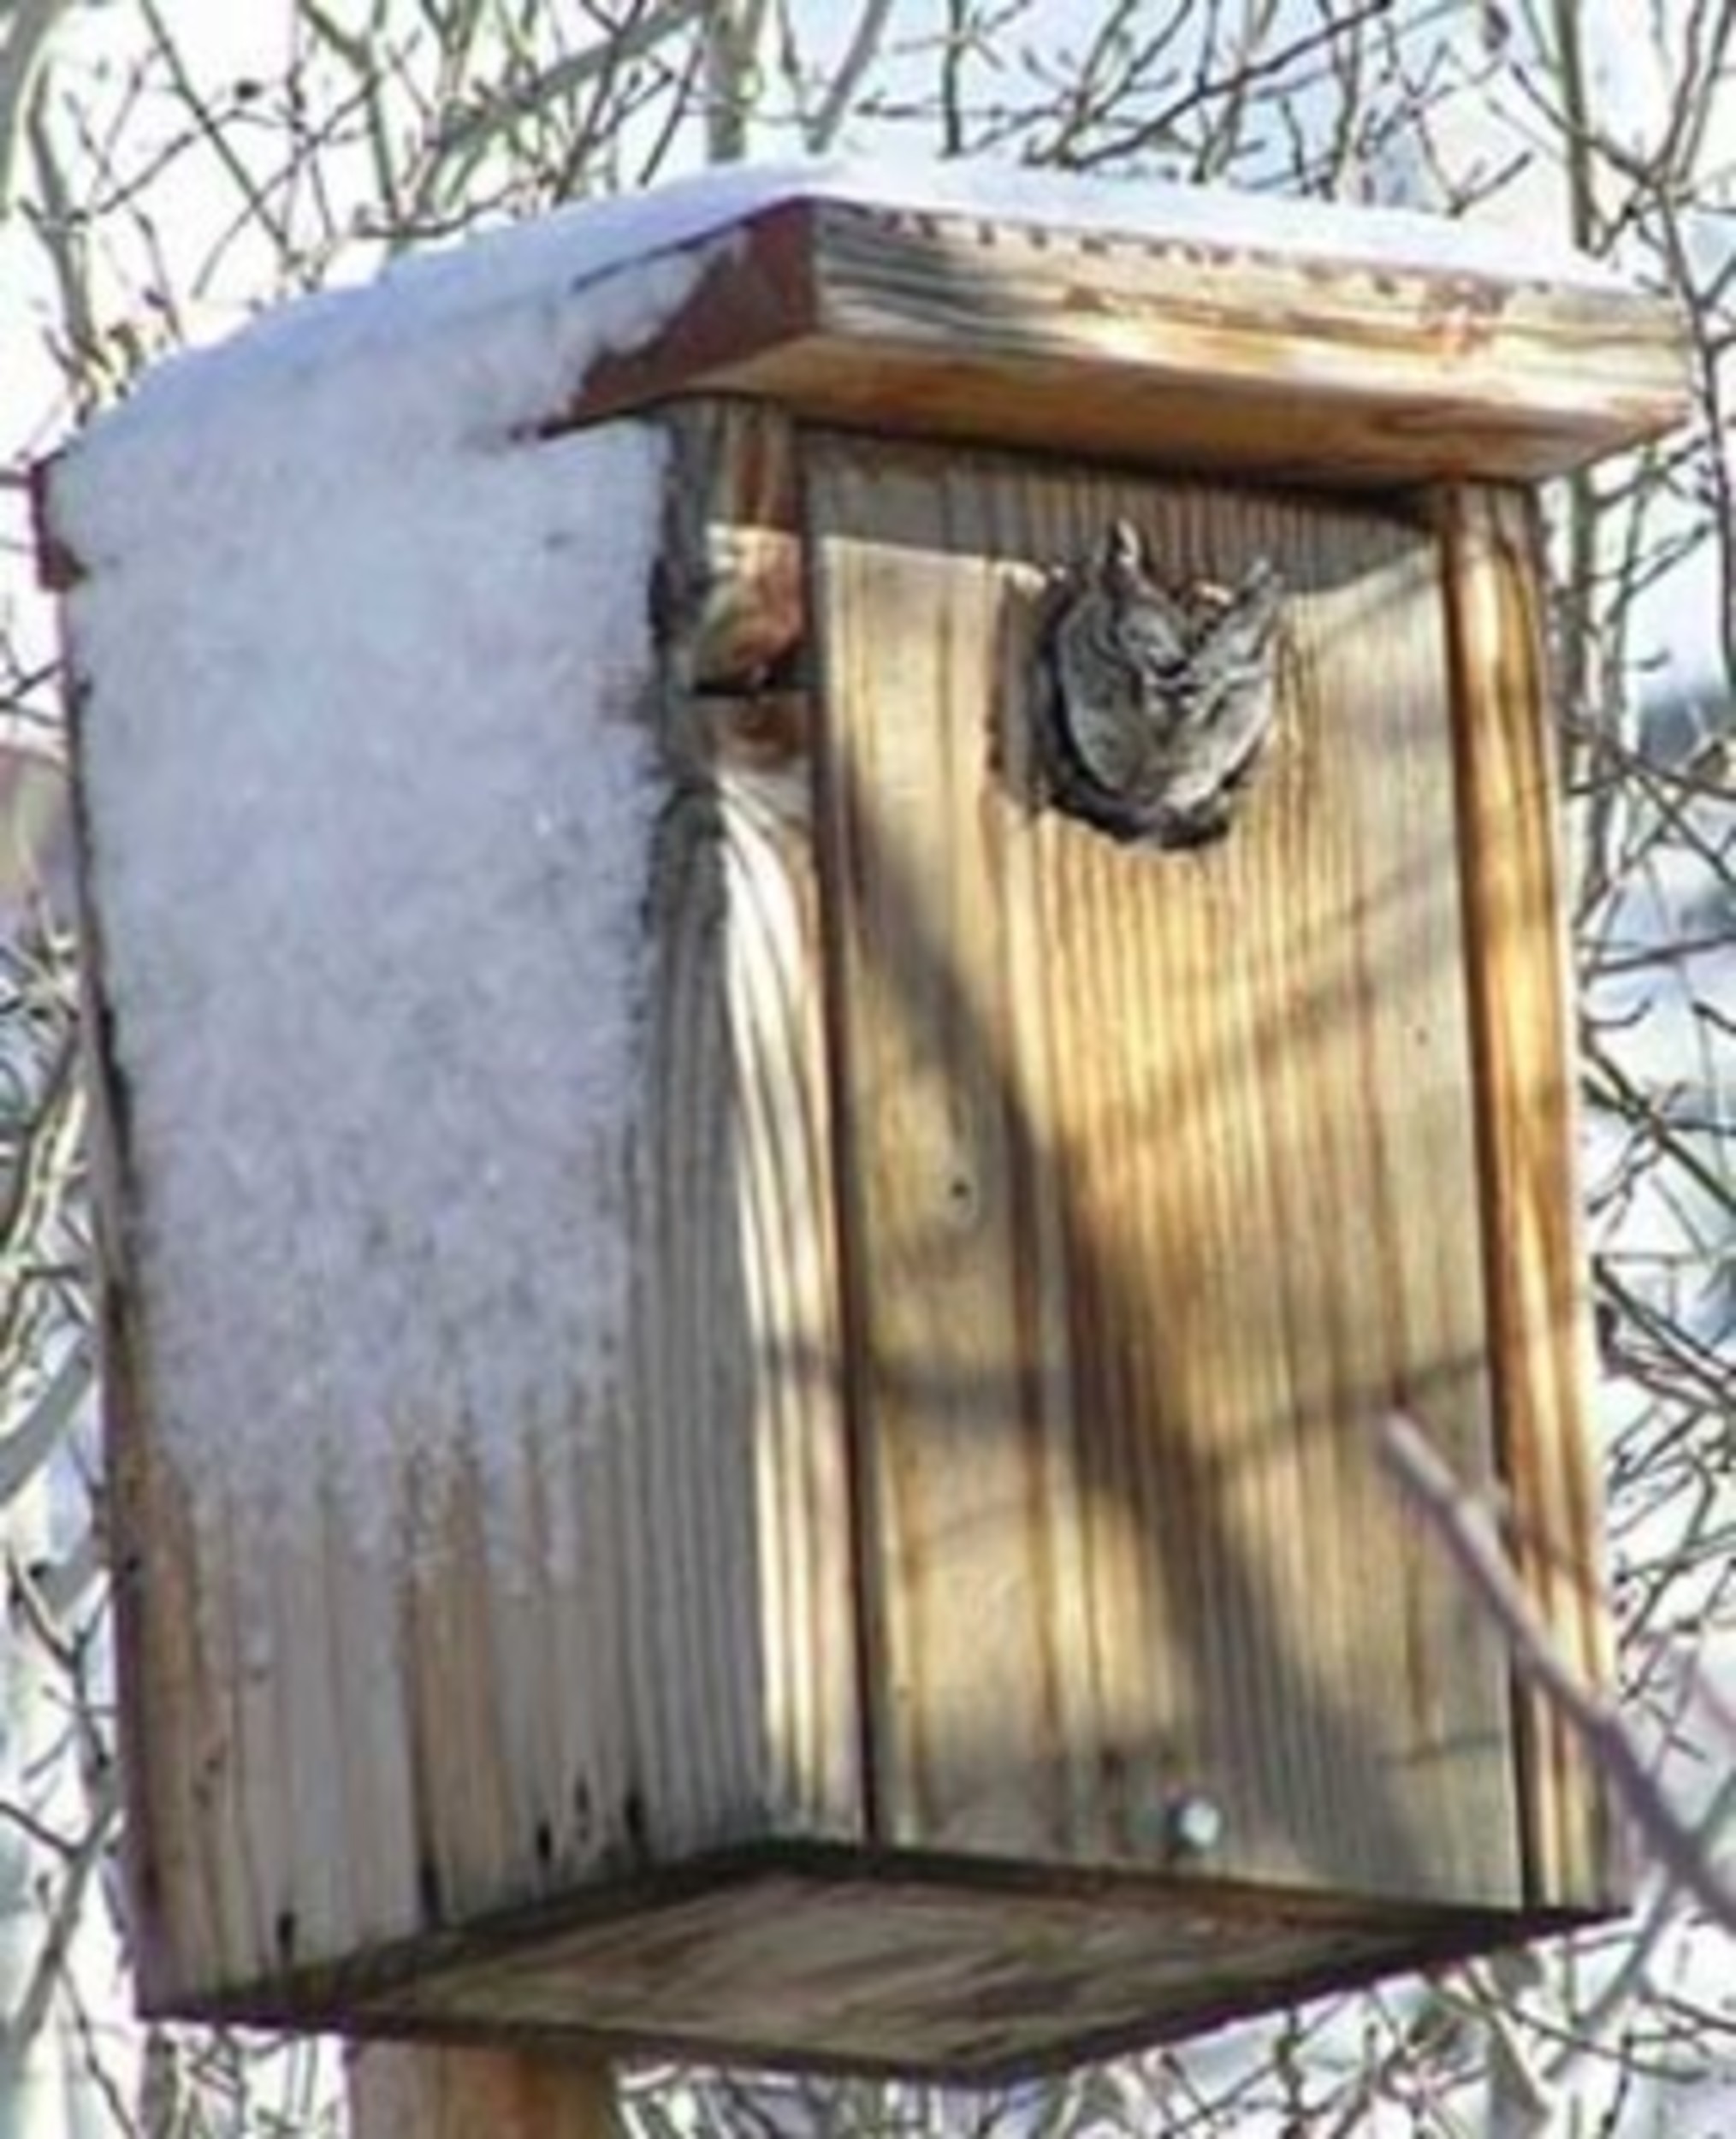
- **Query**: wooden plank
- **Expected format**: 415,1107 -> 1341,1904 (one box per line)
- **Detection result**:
349,2045 -> 613,2139
71,705 -> 264,2005
652,402 -> 863,1843
562,196 -> 1687,488
335,1855 -> 1560,2083
1437,483 -> 1620,1911
807,436 -> 1521,1905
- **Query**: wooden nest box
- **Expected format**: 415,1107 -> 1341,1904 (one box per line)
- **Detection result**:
43,169 -> 1688,2080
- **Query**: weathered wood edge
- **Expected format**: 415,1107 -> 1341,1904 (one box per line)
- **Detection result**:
1437,482 -> 1625,1913
653,398 -> 866,1846
29,452 -> 86,592
142,1839 -> 1606,2085
320,1925 -> 1554,2092
59,652 -> 187,2006
561,198 -> 1688,486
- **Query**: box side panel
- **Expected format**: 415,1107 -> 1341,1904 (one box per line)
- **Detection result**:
1438,483 -> 1622,1911
95,852 -> 853,2006
807,436 -> 1522,1905
68,406 -> 862,2009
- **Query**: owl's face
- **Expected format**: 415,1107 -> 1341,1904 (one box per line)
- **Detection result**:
1040,526 -> 1286,849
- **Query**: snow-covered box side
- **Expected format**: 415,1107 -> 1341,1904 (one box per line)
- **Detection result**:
53,240 -> 691,1573
44,167 -> 872,2013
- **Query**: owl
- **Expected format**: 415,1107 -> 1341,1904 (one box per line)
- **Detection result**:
1040,519 -> 1285,847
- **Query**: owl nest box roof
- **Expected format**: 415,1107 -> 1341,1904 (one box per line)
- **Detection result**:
38,161 -> 1687,592
536,163 -> 1687,487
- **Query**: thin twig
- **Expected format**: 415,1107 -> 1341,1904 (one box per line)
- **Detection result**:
1378,1411 -> 1736,1934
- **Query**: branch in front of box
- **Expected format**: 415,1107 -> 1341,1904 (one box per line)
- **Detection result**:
1376,1410 -> 1736,1935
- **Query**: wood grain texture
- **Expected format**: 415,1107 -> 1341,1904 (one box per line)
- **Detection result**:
567,197 -> 1687,489
327,1853 -> 1559,2083
1437,482 -> 1620,1911
807,435 -> 1521,1905
654,404 -> 862,1844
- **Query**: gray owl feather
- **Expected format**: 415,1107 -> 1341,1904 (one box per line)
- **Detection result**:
1042,520 -> 1285,847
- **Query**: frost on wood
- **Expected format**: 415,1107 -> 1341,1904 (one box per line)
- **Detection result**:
49,193 -> 725,1573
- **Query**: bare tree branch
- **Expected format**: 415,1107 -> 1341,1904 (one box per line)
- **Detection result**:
1378,1411 -> 1736,1933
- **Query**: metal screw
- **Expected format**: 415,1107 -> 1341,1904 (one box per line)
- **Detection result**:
1164,1792 -> 1225,1862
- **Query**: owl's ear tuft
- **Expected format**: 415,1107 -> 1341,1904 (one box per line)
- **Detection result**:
1100,519 -> 1147,584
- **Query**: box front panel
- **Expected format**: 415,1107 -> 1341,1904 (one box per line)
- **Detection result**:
809,435 -> 1522,1906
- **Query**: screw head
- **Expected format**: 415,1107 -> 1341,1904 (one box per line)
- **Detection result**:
1164,1792 -> 1225,1861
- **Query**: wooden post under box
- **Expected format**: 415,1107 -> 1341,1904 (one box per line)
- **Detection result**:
40,171 -> 1688,2082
